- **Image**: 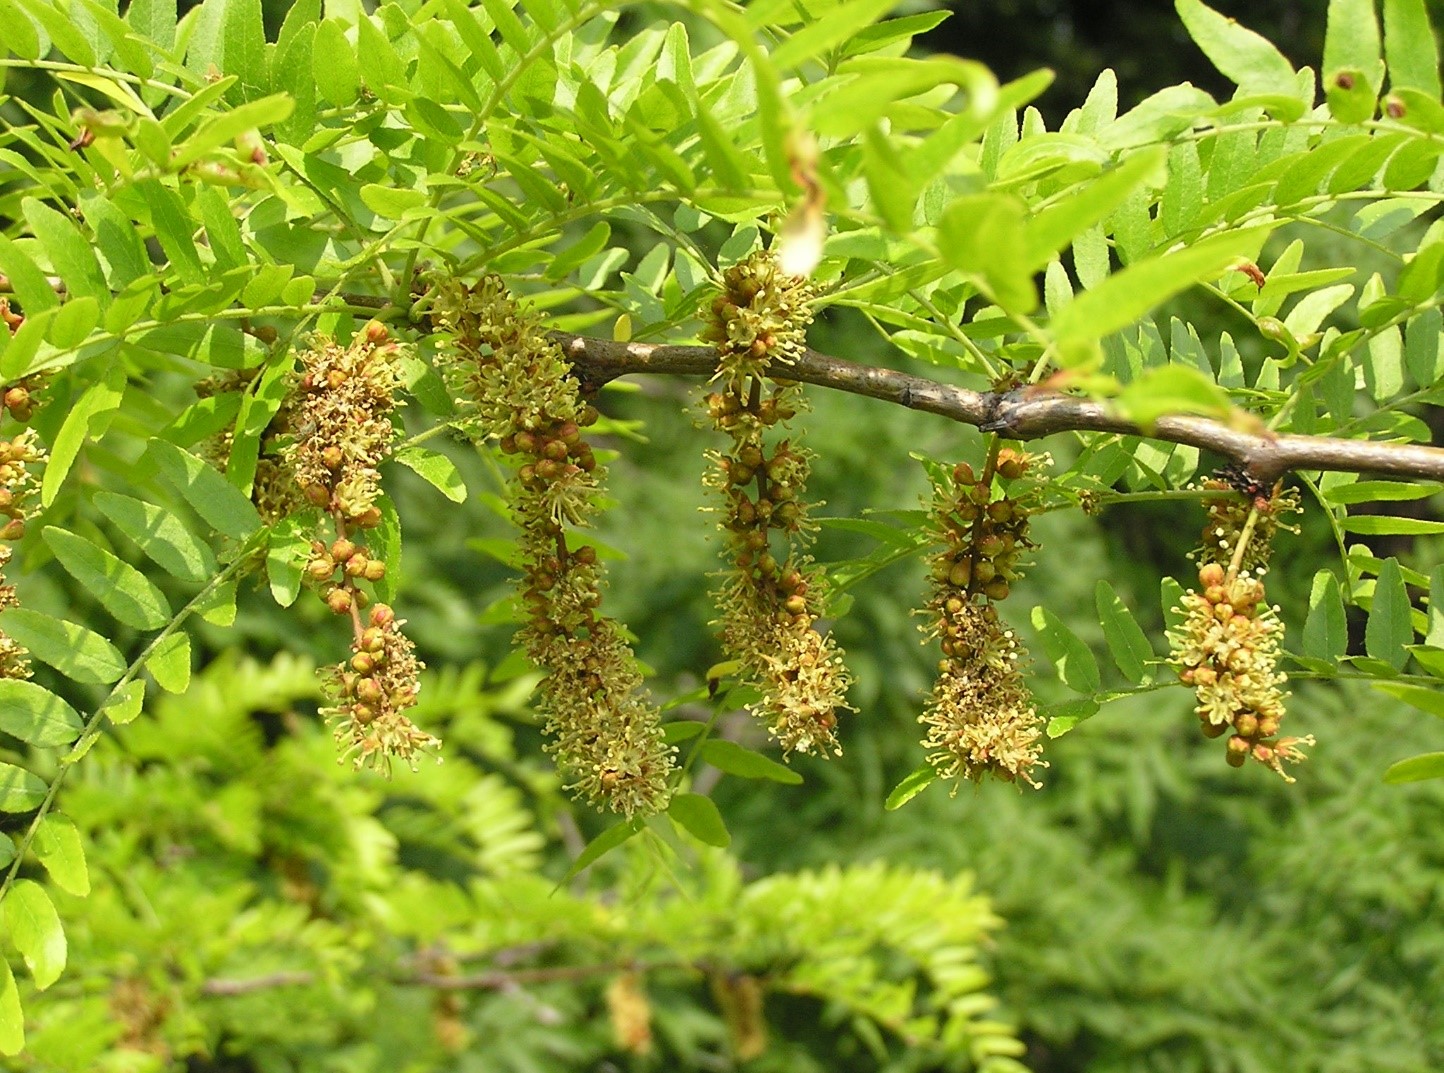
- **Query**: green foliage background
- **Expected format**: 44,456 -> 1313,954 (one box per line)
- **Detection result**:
1,0 -> 1443,1071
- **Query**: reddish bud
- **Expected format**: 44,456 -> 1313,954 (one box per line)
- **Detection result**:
1225,734 -> 1251,766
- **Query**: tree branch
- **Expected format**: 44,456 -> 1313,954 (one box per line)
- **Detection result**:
553,334 -> 1444,484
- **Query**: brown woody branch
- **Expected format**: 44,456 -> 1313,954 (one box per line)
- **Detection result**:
199,960 -> 690,996
553,334 -> 1444,485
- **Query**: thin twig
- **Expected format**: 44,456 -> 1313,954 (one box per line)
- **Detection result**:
200,971 -> 316,996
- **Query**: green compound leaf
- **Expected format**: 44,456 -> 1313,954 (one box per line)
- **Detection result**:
42,527 -> 171,630
885,763 -> 938,810
1043,696 -> 1102,738
562,818 -> 644,882
1030,606 -> 1102,694
1022,146 -> 1167,270
3,880 -> 66,989
1175,0 -> 1299,95
0,680 -> 82,747
0,609 -> 125,684
1303,571 -> 1348,660
1115,365 -> 1234,428
95,491 -> 219,583
145,633 -> 191,695
22,198 -> 108,307
393,446 -> 467,503
101,680 -> 146,726
0,956 -> 21,1055
42,364 -> 126,508
32,813 -> 89,897
1384,0 -> 1441,97
700,739 -> 803,784
1051,226 -> 1272,366
1373,681 -> 1444,718
1095,580 -> 1155,683
1324,0 -> 1383,92
1365,557 -> 1413,671
1383,751 -> 1444,783
1322,480 -> 1443,505
769,0 -> 900,68
147,440 -> 262,540
667,793 -> 731,848
0,762 -> 47,813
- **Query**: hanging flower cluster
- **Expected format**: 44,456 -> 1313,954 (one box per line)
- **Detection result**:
1171,480 -> 1311,780
280,324 -> 438,772
431,276 -> 673,817
919,449 -> 1047,787
321,601 -> 436,770
0,428 -> 44,680
0,304 -> 45,681
285,322 -> 403,525
703,250 -> 850,755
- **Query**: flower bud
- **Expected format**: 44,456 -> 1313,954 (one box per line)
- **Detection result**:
948,560 -> 972,589
1198,563 -> 1226,588
1225,735 -> 1251,766
982,578 -> 1010,601
326,587 -> 354,614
